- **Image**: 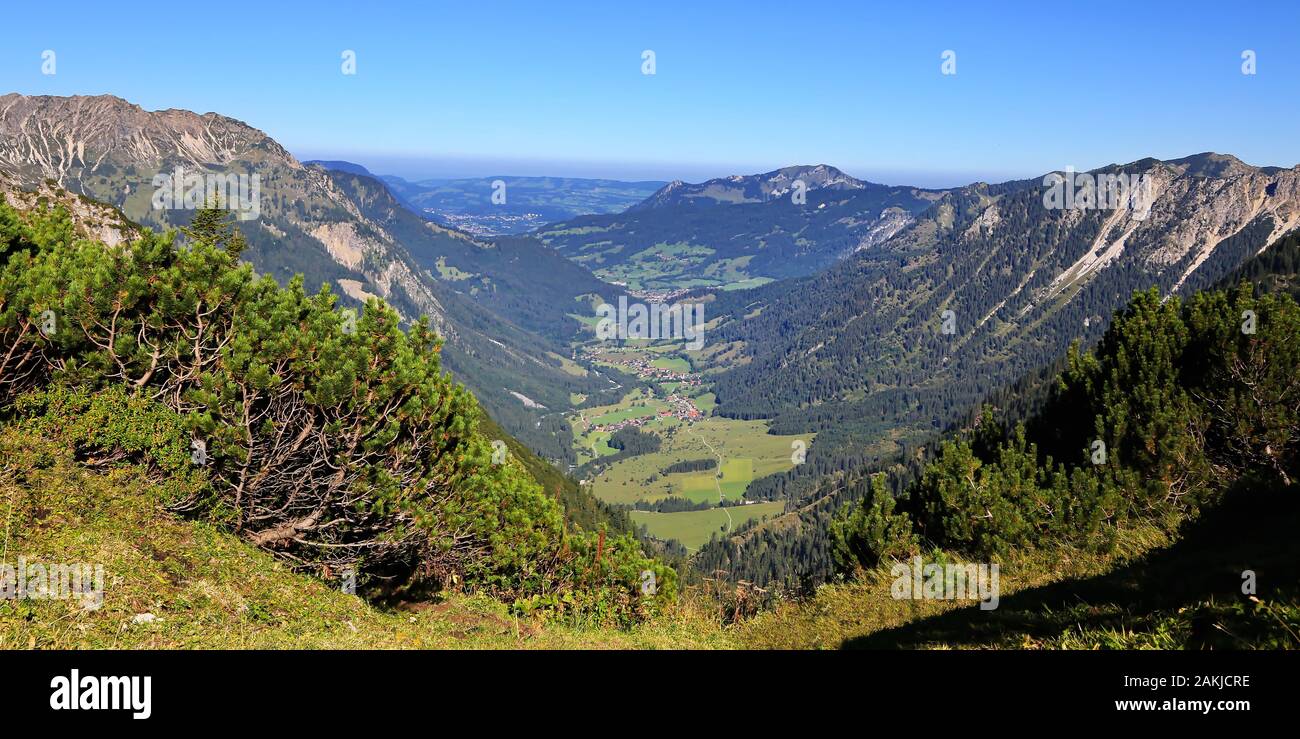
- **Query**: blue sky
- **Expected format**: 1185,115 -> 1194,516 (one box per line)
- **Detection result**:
3,0 -> 1298,186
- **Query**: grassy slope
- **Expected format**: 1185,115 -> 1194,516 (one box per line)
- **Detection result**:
740,484 -> 1300,649
0,428 -> 725,650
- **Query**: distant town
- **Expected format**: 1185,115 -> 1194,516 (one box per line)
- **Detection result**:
579,392 -> 703,435
626,287 -> 693,303
424,209 -> 549,236
578,346 -> 703,386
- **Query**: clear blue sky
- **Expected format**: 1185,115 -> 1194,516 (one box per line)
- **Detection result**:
3,0 -> 1298,186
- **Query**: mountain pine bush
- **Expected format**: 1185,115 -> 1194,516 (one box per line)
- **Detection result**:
0,197 -> 670,623
833,283 -> 1300,572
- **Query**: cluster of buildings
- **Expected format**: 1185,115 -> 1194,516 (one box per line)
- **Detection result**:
659,393 -> 703,421
428,210 -> 546,236
584,413 -> 652,435
573,348 -> 707,443
627,287 -> 692,303
581,348 -> 702,385
579,393 -> 703,436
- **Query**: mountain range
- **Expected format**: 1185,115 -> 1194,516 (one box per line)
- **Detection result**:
630,164 -> 872,210
710,153 -> 1300,436
687,152 -> 1300,586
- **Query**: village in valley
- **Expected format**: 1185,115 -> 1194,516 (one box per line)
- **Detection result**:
573,345 -> 706,434
562,335 -> 811,551
576,344 -> 701,385
578,391 -> 703,434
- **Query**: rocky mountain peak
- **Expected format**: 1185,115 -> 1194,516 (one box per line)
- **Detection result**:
0,92 -> 298,187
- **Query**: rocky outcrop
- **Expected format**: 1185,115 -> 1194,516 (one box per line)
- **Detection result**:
0,93 -> 447,329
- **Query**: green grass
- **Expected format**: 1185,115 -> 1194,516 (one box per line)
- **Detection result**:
589,242 -> 718,290
564,242 -> 778,291
693,392 -> 717,414
567,312 -> 600,329
570,388 -> 663,467
587,404 -> 660,427
650,356 -> 691,372
548,352 -> 589,377
434,256 -> 474,281
675,458 -> 753,504
0,427 -> 729,650
584,431 -> 616,459
738,486 -> 1300,649
580,412 -> 809,505
630,502 -> 785,551
720,277 -> 775,291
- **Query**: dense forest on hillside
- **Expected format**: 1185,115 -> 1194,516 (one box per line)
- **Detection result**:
694,266 -> 1300,592
326,169 -> 632,465
832,280 -> 1299,584
709,175 -> 1277,430
1222,227 -> 1300,298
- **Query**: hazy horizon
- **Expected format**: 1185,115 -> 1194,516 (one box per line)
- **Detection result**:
6,0 -> 1298,189
290,149 -> 1036,189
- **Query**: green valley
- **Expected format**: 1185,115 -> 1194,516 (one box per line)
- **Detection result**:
565,341 -> 811,551
630,502 -> 786,551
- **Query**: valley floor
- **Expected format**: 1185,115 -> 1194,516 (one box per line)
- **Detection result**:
570,344 -> 809,550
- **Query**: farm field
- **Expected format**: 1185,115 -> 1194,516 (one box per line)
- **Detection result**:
571,388 -> 664,463
567,341 -> 809,548
630,502 -> 786,551
582,414 -> 811,505
719,277 -> 774,290
587,242 -> 716,290
676,457 -> 754,503
650,356 -> 691,372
